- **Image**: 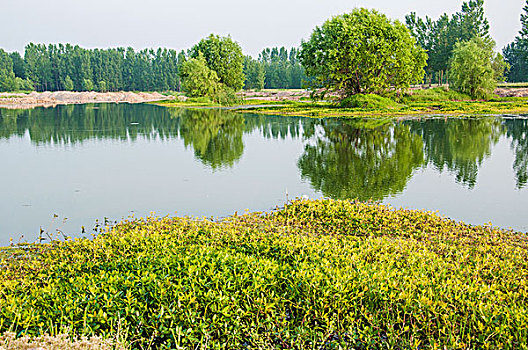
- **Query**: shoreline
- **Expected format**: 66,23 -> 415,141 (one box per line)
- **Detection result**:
0,91 -> 174,109
2,89 -> 528,119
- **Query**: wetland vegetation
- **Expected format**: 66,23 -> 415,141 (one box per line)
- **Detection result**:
1,199 -> 527,349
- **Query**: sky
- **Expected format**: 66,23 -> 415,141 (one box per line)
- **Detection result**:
0,0 -> 525,57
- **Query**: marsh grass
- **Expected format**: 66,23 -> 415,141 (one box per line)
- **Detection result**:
1,199 -> 527,349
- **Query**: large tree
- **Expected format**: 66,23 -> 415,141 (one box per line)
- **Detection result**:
299,8 -> 427,98
190,34 -> 245,91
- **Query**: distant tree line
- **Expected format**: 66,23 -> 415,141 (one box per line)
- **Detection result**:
405,0 -> 492,86
406,0 -> 528,84
503,0 -> 528,82
243,47 -> 307,90
0,41 -> 307,93
0,43 -> 184,92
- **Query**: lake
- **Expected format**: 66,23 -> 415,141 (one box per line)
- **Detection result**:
1,103 -> 527,245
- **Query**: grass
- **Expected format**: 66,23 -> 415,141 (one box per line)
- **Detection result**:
397,87 -> 473,102
0,199 -> 527,349
497,82 -> 528,88
340,94 -> 403,109
155,88 -> 528,118
233,95 -> 528,118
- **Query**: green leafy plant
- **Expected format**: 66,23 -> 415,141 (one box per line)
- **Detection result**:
0,199 -> 526,349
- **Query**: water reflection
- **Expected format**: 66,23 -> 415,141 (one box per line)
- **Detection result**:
409,118 -> 502,188
1,105 -> 527,198
298,119 -> 424,201
173,109 -> 245,169
504,118 -> 528,189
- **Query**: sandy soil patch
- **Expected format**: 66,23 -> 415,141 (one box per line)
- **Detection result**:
0,91 -> 173,109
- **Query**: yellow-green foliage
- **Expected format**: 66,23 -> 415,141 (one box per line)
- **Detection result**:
399,88 -> 473,102
240,98 -> 528,118
340,94 -> 403,110
0,199 -> 527,349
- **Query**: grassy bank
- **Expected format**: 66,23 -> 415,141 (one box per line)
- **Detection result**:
1,199 -> 527,349
156,88 -> 528,118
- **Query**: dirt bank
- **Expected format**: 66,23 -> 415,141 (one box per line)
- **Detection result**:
495,87 -> 528,98
0,91 -> 173,109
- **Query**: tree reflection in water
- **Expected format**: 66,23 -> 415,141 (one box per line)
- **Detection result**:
298,119 -> 424,201
1,105 -> 526,197
409,117 -> 502,189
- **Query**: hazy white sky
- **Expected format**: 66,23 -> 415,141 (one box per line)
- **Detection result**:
0,0 -> 525,56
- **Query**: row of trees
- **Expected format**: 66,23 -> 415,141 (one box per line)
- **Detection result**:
2,1 -> 526,98
0,44 -> 184,92
0,41 -> 307,93
243,47 -> 307,90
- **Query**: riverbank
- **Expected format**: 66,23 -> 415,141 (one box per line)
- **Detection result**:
0,91 -> 174,109
1,199 -> 526,348
156,88 -> 528,118
228,98 -> 528,118
2,89 -> 528,118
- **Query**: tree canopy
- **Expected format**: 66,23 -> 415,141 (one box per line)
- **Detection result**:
449,37 -> 505,98
406,0 -> 490,85
299,8 -> 427,98
190,34 -> 245,91
503,0 -> 528,82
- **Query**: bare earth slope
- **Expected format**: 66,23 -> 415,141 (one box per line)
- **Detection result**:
0,91 -> 173,109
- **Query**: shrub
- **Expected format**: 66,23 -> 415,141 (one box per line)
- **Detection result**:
0,199 -> 526,348
340,94 -> 403,109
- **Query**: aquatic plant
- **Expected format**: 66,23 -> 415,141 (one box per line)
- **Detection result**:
0,199 -> 526,349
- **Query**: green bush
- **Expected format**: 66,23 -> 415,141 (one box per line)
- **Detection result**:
399,87 -> 474,103
340,94 -> 403,110
0,199 -> 526,349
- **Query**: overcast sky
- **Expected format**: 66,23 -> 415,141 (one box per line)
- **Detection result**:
0,0 -> 525,56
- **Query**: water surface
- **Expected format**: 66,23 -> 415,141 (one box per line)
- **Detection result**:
1,104 -> 527,244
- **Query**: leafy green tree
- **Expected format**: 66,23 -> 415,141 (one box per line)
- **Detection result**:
82,78 -> 94,91
452,0 -> 490,40
98,80 -> 107,92
243,56 -> 265,90
503,0 -> 528,82
503,42 -> 528,82
16,77 -> 34,91
300,8 -> 427,98
0,49 -> 17,92
190,34 -> 245,91
180,53 -> 222,98
9,52 -> 26,79
449,37 -> 504,98
63,75 -> 74,91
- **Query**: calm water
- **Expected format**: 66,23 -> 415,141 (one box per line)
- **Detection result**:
1,104 -> 527,245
